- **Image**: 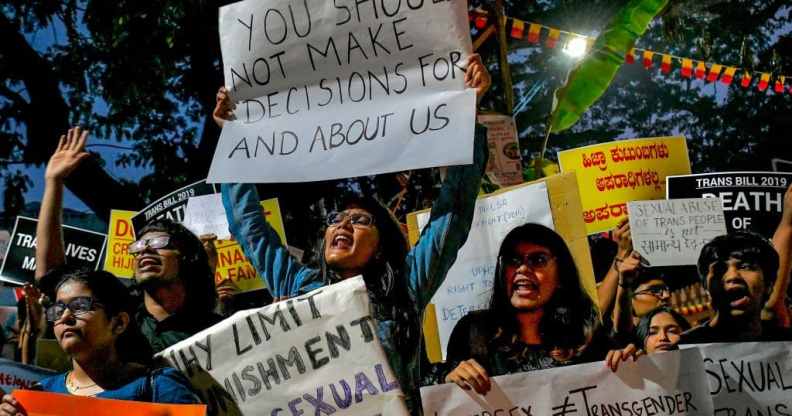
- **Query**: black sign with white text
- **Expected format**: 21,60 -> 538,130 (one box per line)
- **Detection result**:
131,180 -> 217,235
666,172 -> 792,237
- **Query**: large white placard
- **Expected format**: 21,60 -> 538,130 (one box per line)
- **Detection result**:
207,0 -> 475,183
696,342 -> 792,416
421,347 -> 713,415
628,198 -> 727,267
159,277 -> 409,416
416,182 -> 554,361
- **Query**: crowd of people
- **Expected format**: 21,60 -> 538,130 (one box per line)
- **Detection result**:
1,49 -> 791,416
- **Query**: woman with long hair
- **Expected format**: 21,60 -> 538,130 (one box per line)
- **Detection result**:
0,270 -> 199,414
215,55 -> 491,412
444,223 -> 603,394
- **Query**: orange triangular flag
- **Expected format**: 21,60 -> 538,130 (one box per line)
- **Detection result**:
660,54 -> 672,73
758,73 -> 770,91
642,50 -> 655,69
546,28 -> 561,48
706,64 -> 723,83
681,59 -> 693,78
720,67 -> 737,85
527,23 -> 541,43
695,61 -> 706,79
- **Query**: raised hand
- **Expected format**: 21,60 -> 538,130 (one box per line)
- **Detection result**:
45,127 -> 90,182
213,87 -> 237,128
464,54 -> 492,101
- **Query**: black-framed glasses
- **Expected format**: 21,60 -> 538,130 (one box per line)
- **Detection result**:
128,235 -> 174,255
45,297 -> 104,323
634,284 -> 671,298
502,252 -> 556,270
326,211 -> 375,228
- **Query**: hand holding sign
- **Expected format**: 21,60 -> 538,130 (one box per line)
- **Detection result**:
464,54 -> 491,102
45,127 -> 90,182
213,86 -> 236,128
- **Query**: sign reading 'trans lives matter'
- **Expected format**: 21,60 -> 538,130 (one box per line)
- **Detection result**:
207,0 -> 476,183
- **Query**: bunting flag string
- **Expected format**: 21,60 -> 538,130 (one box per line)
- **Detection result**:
469,11 -> 792,95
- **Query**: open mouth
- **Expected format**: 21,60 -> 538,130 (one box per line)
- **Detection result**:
331,234 -> 353,249
724,286 -> 751,308
512,277 -> 539,295
137,255 -> 161,270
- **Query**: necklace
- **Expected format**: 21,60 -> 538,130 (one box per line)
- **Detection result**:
66,371 -> 100,395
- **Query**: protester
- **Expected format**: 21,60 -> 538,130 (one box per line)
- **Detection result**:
443,223 -> 604,395
595,219 -> 633,325
214,54 -> 491,411
679,231 -> 791,343
611,263 -> 672,344
0,270 -> 199,414
605,306 -> 691,372
30,127 -> 221,355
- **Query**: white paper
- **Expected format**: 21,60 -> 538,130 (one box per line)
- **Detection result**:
207,0 -> 475,183
421,347 -> 713,416
183,194 -> 231,240
628,198 -> 727,267
696,342 -> 792,416
416,182 -> 554,361
159,277 -> 409,416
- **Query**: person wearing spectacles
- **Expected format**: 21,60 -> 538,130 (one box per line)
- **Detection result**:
0,270 -> 199,414
216,55 -> 492,412
443,223 -> 602,395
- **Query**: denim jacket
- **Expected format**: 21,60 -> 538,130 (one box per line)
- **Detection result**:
220,126 -> 487,413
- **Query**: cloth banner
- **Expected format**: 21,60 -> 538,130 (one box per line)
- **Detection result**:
207,0 -> 476,183
159,276 -> 409,416
421,347 -> 713,415
558,137 -> 691,234
408,182 -> 554,361
0,216 -> 106,286
666,172 -> 792,238
627,198 -> 727,267
0,358 -> 56,392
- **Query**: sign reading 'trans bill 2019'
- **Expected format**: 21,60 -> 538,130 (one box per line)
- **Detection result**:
207,0 -> 476,183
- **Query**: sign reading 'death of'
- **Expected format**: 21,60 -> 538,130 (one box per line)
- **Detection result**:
627,198 -> 727,267
104,210 -> 136,278
696,342 -> 792,416
558,136 -> 691,234
0,358 -> 57,392
421,347 -> 713,415
0,216 -> 106,285
206,0 -> 475,183
131,179 -> 217,235
159,277 -> 409,416
409,182 -> 554,361
478,114 -> 524,187
666,172 -> 792,237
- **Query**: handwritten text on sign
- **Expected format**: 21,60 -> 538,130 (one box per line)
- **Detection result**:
411,182 -> 553,361
421,347 -> 713,416
628,198 -> 727,267
159,277 -> 409,416
696,342 -> 792,416
207,0 -> 475,183
558,136 -> 691,234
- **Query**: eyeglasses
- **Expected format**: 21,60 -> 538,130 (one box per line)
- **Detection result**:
326,211 -> 375,228
45,297 -> 104,323
502,252 -> 556,270
128,235 -> 174,255
634,284 -> 671,298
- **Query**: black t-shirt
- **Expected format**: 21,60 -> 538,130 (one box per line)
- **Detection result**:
679,320 -> 792,344
136,306 -> 223,354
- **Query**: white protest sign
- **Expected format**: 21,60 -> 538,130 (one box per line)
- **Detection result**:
696,342 -> 792,416
207,0 -> 475,183
183,194 -> 232,240
0,358 -> 57,392
416,182 -> 553,361
628,198 -> 727,267
421,347 -> 713,415
159,276 -> 409,416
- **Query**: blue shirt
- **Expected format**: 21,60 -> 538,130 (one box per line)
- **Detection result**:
37,367 -> 200,404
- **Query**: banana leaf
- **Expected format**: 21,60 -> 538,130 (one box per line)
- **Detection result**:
549,0 -> 669,133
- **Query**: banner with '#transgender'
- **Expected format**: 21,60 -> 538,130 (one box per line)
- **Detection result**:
421,347 -> 713,416
207,0 -> 476,183
159,277 -> 409,416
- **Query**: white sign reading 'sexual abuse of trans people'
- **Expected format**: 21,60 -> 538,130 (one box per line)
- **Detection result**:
421,347 -> 714,416
415,182 -> 553,361
159,277 -> 409,416
207,0 -> 476,183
